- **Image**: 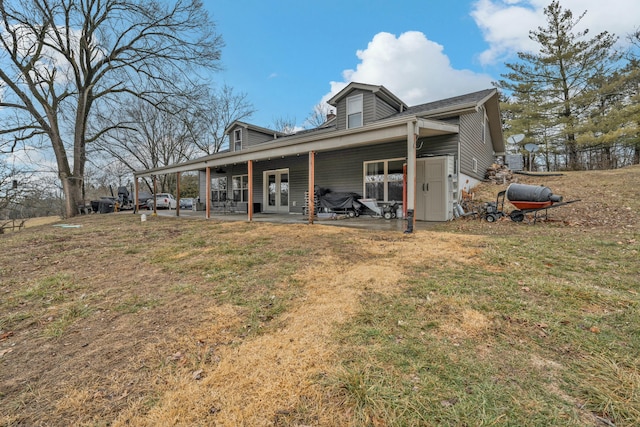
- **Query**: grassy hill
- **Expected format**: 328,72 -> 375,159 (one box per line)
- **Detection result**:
1,166 -> 639,426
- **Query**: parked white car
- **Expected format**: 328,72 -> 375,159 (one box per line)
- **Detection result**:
146,193 -> 177,209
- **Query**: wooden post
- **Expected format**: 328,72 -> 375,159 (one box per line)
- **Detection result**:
134,178 -> 140,213
176,171 -> 181,216
248,160 -> 254,222
152,175 -> 158,215
206,167 -> 211,219
308,151 -> 315,224
405,122 -> 417,233
402,163 -> 407,218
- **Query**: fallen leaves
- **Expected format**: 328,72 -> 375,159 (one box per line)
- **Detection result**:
0,348 -> 14,357
192,369 -> 203,380
0,331 -> 14,340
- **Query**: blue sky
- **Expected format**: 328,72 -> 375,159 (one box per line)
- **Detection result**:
205,0 -> 639,129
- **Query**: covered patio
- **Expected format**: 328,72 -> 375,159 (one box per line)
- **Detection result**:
140,207 -> 441,232
134,116 -> 459,233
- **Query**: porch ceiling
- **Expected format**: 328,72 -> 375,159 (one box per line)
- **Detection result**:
134,117 -> 459,178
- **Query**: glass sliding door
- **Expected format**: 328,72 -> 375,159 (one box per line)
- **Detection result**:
263,169 -> 290,213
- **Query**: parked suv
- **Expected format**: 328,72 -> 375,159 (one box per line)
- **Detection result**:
179,198 -> 194,209
146,193 -> 177,209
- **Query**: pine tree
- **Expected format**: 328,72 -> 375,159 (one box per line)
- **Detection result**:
498,1 -> 620,170
576,64 -> 640,168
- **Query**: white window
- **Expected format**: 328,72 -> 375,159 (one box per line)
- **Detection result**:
234,129 -> 242,151
232,175 -> 249,202
472,158 -> 478,173
211,177 -> 227,202
347,94 -> 363,129
363,158 -> 404,202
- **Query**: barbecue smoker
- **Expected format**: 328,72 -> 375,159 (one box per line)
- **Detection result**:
484,183 -> 580,223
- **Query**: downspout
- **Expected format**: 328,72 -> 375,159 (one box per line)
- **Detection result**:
248,160 -> 254,222
457,125 -> 461,200
308,151 -> 315,224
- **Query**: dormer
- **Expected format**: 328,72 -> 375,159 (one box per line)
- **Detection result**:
327,83 -> 408,131
225,121 -> 286,151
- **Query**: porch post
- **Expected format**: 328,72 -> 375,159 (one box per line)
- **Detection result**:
152,175 -> 158,216
247,160 -> 254,222
176,172 -> 181,216
308,151 -> 315,224
405,122 -> 417,233
402,164 -> 407,218
205,167 -> 211,219
134,177 -> 140,213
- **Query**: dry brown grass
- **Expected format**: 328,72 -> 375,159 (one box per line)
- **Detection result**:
1,166 -> 639,426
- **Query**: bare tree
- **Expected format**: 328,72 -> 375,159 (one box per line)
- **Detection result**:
304,102 -> 334,129
93,98 -> 198,193
0,0 -> 223,217
0,160 -> 18,214
271,116 -> 297,135
0,159 -> 40,221
187,85 -> 256,155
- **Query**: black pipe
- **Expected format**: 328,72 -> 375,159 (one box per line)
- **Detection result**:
404,209 -> 414,234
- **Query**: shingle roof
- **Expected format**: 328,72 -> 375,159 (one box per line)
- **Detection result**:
389,88 -> 497,119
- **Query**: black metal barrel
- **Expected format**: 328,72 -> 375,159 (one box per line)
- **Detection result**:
506,183 -> 562,203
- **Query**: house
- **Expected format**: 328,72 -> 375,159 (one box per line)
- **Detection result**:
134,82 -> 504,228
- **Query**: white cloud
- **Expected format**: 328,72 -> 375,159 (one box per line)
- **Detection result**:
322,31 -> 494,107
471,0 -> 640,65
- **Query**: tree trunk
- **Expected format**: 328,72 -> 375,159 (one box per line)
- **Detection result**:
61,175 -> 83,218
566,134 -> 581,170
51,128 -> 83,218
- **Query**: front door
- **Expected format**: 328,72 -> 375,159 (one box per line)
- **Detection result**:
264,169 -> 289,213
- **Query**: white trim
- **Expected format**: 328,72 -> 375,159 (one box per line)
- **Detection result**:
211,176 -> 227,202
481,107 -> 488,144
263,168 -> 290,213
363,157 -> 405,202
347,93 -> 363,129
234,128 -> 242,151
232,174 -> 248,202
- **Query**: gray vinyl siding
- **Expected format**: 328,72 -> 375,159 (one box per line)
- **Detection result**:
246,129 -> 276,148
335,89 -> 376,130
459,109 -> 495,180
250,156 -> 307,212
374,97 -> 399,120
199,134 -> 461,210
228,125 -> 277,152
314,142 -> 408,195
417,134 -> 458,159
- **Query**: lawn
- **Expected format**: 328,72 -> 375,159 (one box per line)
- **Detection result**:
1,167 -> 639,426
